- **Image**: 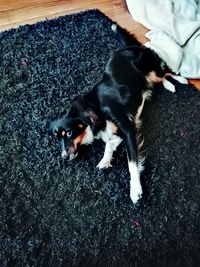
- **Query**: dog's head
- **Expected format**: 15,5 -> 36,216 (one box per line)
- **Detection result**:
48,116 -> 93,160
48,95 -> 102,160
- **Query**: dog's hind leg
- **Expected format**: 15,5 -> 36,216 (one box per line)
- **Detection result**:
123,127 -> 143,204
134,90 -> 151,129
102,103 -> 143,204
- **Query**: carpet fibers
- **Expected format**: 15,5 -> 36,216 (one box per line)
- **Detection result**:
0,9 -> 200,267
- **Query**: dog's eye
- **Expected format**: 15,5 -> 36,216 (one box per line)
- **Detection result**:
67,131 -> 72,137
61,131 -> 66,136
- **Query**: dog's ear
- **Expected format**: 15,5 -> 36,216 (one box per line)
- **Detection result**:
68,96 -> 101,127
83,109 -> 101,127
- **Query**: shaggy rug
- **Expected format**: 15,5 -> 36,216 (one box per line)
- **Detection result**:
0,9 -> 200,267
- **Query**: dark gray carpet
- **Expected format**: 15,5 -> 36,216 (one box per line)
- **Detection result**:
0,9 -> 200,267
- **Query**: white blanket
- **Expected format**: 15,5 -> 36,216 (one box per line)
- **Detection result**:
126,0 -> 200,78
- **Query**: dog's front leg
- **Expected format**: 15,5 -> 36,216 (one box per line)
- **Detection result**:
97,134 -> 122,169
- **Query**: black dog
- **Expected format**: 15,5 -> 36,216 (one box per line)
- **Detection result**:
49,25 -> 169,203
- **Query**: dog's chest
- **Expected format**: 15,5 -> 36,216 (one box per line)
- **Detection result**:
96,121 -> 118,142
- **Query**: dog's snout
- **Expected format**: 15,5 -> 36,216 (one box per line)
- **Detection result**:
61,139 -> 68,159
61,149 -> 68,159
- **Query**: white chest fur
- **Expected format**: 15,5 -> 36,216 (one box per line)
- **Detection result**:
96,120 -> 118,142
81,126 -> 94,145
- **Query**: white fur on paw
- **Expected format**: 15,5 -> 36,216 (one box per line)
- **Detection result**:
97,160 -> 112,169
130,186 -> 143,204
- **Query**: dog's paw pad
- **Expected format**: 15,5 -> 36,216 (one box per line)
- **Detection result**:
97,160 -> 112,169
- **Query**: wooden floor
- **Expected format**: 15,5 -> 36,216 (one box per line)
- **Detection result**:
0,0 -> 199,88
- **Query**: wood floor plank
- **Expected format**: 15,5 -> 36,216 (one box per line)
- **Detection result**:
0,0 -> 199,88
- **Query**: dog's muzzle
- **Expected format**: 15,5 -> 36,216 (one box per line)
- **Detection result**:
61,149 -> 68,159
61,139 -> 78,160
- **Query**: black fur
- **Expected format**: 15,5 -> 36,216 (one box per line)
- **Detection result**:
49,25 -> 167,203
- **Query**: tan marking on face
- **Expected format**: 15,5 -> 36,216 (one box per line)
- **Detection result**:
72,128 -> 87,149
61,131 -> 66,136
78,123 -> 84,128
72,137 -> 81,152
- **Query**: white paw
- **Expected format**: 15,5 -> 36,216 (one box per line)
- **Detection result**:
130,185 -> 143,204
97,160 -> 112,169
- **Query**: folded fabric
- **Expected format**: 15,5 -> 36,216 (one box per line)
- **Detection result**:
126,0 -> 200,78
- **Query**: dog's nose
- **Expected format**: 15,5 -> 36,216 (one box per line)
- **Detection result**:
61,150 -> 68,159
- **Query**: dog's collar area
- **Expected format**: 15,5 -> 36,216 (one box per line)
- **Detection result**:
79,128 -> 88,144
80,126 -> 94,145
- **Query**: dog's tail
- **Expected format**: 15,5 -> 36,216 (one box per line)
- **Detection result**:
162,75 -> 188,93
164,75 -> 178,85
111,23 -> 141,47
164,75 -> 188,85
